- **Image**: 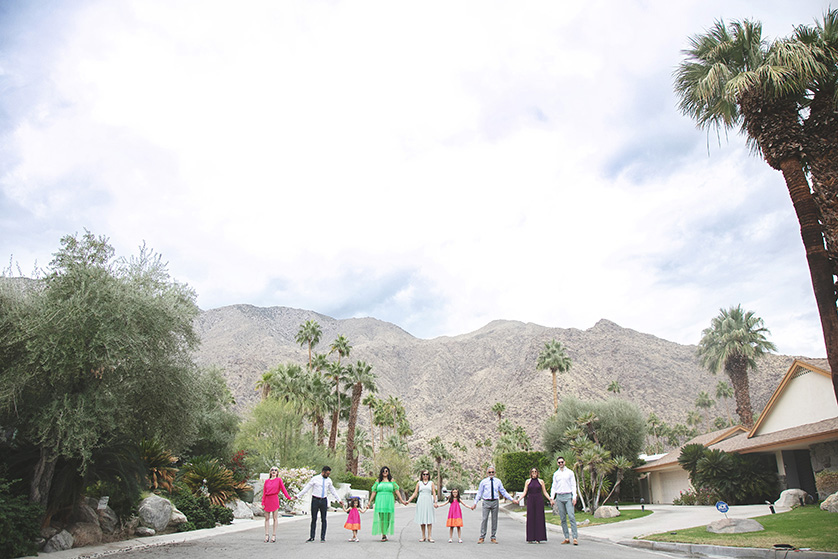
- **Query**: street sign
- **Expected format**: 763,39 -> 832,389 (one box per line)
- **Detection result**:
715,501 -> 729,513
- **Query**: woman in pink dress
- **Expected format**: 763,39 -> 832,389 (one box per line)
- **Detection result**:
262,467 -> 294,542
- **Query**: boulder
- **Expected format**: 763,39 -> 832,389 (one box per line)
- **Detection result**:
69,522 -> 103,547
136,526 -> 156,537
169,507 -> 188,527
593,506 -> 620,519
775,488 -> 811,508
821,492 -> 838,513
138,494 -> 173,532
226,498 -> 254,519
72,499 -> 100,525
98,506 -> 119,534
707,518 -> 764,534
43,529 -> 74,553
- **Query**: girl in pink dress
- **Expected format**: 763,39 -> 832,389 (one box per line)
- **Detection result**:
434,488 -> 474,543
262,467 -> 293,542
342,496 -> 367,541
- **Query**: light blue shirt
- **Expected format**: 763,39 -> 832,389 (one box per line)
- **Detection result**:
473,476 -> 513,505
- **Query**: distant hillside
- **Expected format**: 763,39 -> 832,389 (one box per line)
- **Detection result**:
193,304 -> 825,463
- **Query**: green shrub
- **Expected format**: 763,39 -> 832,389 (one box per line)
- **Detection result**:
672,486 -> 717,505
495,451 -> 552,492
211,504 -> 234,525
334,471 -> 376,493
170,484 -> 215,530
0,478 -> 43,559
177,521 -> 196,532
179,456 -> 237,506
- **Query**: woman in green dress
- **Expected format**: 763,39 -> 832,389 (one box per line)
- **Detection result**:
369,466 -> 407,541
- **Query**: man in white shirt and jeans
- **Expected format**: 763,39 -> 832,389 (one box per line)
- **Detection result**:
295,466 -> 342,542
550,456 -> 578,545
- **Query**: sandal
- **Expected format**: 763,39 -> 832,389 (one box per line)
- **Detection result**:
264,535 -> 269,543
271,536 -> 276,543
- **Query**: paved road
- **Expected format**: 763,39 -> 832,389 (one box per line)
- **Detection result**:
98,505 -> 683,559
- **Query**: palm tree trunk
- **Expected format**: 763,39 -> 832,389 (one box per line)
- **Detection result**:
779,157 -> 838,403
368,406 -> 376,461
551,371 -> 558,412
346,383 -> 362,474
727,356 -> 754,428
328,409 -> 339,450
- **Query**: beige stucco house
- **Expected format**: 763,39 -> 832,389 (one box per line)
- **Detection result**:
636,360 -> 838,504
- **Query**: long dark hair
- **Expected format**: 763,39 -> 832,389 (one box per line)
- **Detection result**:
378,466 -> 393,482
447,488 -> 462,504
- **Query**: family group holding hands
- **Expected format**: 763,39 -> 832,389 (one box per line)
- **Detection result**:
262,456 -> 579,546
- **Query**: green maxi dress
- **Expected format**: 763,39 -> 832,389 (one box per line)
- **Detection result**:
371,481 -> 399,535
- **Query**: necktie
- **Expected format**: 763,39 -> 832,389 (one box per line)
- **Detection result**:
490,478 -> 495,500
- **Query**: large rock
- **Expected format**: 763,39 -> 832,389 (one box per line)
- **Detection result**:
707,518 -> 764,534
593,506 -> 620,519
72,499 -> 100,525
135,526 -> 156,537
43,529 -> 74,553
821,492 -> 838,513
98,506 -> 119,534
69,522 -> 103,547
169,507 -> 188,527
775,488 -> 811,508
138,494 -> 173,532
226,498 -> 254,519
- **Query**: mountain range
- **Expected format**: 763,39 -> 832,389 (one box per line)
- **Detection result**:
193,304 -> 826,460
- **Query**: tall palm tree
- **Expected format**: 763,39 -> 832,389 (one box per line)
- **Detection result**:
675,19 -> 838,402
536,339 -> 572,412
295,320 -> 322,371
326,335 -> 352,450
345,360 -> 377,474
491,402 -> 505,426
695,391 -> 715,428
362,393 -> 379,461
715,380 -> 735,425
255,370 -> 275,401
428,436 -> 451,497
697,305 -> 776,427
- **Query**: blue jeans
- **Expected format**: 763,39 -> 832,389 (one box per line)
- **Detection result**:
553,493 -> 577,539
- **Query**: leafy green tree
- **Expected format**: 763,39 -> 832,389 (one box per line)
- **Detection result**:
183,366 -> 240,459
675,17 -> 838,400
0,232 -> 200,515
345,361 -> 377,474
697,306 -> 776,427
536,339 -> 572,412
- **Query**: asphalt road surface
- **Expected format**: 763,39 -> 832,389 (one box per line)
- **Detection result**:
116,504 -> 682,559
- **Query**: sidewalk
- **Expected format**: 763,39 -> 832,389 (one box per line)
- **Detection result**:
505,503 -> 838,558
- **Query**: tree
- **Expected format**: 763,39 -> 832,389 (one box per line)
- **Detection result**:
675,18 -> 838,402
295,320 -> 322,371
428,436 -> 451,497
536,339 -> 572,412
695,391 -> 715,428
362,393 -> 379,462
715,381 -> 735,425
255,370 -> 275,401
697,305 -> 776,427
327,335 -> 352,450
491,402 -> 506,426
345,361 -> 377,474
607,380 -> 622,394
0,232 -> 201,515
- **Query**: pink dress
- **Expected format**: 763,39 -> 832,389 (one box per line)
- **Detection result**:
344,507 -> 361,530
261,477 -> 291,513
446,499 -> 463,527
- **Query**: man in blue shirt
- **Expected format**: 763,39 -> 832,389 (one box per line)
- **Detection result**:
473,465 -> 519,543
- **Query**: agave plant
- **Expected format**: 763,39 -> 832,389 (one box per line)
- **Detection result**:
140,438 -> 178,493
179,456 -> 238,506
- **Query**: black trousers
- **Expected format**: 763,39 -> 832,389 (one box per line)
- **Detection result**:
310,496 -> 328,540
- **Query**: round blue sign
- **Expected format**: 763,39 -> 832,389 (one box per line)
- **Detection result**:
715,501 -> 729,513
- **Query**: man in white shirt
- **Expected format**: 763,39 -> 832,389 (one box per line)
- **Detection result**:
295,466 -> 342,542
550,456 -> 578,545
473,465 -> 519,544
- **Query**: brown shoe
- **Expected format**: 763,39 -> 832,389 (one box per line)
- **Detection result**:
477,538 -> 484,544
490,538 -> 497,544
573,539 -> 578,545
562,539 -> 570,544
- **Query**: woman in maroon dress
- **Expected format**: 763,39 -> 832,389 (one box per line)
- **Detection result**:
519,467 -> 554,543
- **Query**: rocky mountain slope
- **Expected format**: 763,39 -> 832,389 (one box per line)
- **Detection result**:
194,304 -> 826,459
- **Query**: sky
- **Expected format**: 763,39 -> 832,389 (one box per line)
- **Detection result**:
0,0 -> 833,357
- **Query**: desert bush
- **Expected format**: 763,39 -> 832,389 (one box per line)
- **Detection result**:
0,477 -> 42,559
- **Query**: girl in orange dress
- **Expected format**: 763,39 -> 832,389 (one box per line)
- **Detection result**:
342,496 -> 367,542
434,488 -> 474,543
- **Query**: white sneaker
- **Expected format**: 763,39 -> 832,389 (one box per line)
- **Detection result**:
458,538 -> 463,543
448,539 -> 452,543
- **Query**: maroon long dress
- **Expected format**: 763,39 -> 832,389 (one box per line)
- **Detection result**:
525,478 -> 547,542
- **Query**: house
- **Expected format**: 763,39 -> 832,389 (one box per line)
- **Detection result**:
636,360 -> 838,504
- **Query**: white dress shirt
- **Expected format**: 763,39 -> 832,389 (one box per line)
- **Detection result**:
295,474 -> 341,501
473,477 -> 513,505
551,466 -> 577,498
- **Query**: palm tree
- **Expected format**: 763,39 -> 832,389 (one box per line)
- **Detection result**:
491,402 -> 505,426
715,381 -> 735,425
428,436 -> 451,497
675,19 -> 838,402
686,409 -> 702,429
697,305 -> 776,428
362,393 -> 379,461
345,360 -> 377,474
325,361 -> 348,450
536,339 -> 572,412
607,380 -> 622,394
255,370 -> 275,401
695,391 -> 715,428
295,320 -> 322,371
